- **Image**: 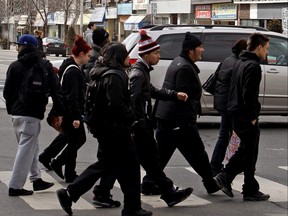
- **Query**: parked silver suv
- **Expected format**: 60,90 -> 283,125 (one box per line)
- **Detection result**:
123,25 -> 288,116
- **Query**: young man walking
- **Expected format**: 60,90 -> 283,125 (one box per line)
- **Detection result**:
214,32 -> 270,201
3,34 -> 63,196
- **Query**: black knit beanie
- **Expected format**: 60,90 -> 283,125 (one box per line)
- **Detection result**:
181,32 -> 202,52
92,28 -> 109,46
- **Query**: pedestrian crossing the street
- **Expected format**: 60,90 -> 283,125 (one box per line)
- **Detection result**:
0,171 -> 94,210
0,166 -> 287,211
185,168 -> 288,203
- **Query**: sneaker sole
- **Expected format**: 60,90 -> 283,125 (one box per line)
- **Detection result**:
92,200 -> 121,208
243,196 -> 270,201
9,191 -> 34,196
214,177 -> 234,198
166,188 -> 193,207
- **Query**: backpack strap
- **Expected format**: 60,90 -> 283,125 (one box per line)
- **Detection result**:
60,64 -> 80,85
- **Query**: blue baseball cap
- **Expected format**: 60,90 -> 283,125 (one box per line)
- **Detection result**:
14,34 -> 38,47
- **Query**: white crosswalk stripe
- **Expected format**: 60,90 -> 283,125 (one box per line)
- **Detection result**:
186,167 -> 288,202
279,166 -> 288,171
0,171 -> 95,210
113,169 -> 211,208
0,166 -> 287,211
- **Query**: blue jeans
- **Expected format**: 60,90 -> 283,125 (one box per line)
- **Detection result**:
210,112 -> 233,176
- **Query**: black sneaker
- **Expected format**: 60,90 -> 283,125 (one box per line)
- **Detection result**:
243,191 -> 270,201
214,173 -> 234,198
56,188 -> 73,216
50,159 -> 64,179
122,208 -> 153,216
160,187 -> 193,207
9,188 -> 33,196
33,178 -> 54,191
141,182 -> 161,195
92,194 -> 121,208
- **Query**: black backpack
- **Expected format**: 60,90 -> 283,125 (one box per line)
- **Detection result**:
84,70 -> 119,135
21,61 -> 50,105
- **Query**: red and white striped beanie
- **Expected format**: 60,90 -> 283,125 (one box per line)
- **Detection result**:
138,29 -> 160,56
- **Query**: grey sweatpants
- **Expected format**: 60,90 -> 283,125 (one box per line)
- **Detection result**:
9,116 -> 42,189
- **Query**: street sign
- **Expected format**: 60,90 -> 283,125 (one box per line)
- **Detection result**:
151,2 -> 157,17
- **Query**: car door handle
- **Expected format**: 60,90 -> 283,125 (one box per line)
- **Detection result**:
266,69 -> 279,74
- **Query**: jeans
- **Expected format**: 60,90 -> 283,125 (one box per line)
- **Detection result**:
210,112 -> 233,176
224,117 -> 260,195
156,120 -> 215,187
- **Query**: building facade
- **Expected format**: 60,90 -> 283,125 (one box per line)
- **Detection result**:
1,0 -> 287,46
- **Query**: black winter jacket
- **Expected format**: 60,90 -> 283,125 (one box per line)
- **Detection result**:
227,51 -> 262,121
3,47 -> 63,120
90,61 -> 135,128
58,57 -> 86,121
156,54 -> 202,124
82,44 -> 101,83
129,60 -> 178,123
214,53 -> 240,112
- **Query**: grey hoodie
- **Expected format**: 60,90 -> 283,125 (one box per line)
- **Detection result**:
84,28 -> 93,46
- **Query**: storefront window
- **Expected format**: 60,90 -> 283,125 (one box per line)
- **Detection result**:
180,14 -> 189,24
154,16 -> 169,25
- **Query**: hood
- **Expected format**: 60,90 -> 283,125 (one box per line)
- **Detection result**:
239,50 -> 260,63
17,46 -> 41,66
58,57 -> 78,78
89,57 -> 110,81
85,28 -> 93,34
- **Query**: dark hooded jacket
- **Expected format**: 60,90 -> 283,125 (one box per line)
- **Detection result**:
214,54 -> 241,112
89,57 -> 134,129
227,51 -> 262,121
156,53 -> 202,124
3,46 -> 63,120
214,40 -> 247,112
58,56 -> 86,121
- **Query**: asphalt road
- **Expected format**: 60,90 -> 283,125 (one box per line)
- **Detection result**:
0,48 -> 287,216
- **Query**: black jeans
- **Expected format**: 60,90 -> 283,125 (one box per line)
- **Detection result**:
56,119 -> 86,180
133,126 -> 174,194
210,111 -> 233,176
39,133 -> 68,162
224,117 -> 260,195
156,120 -> 215,187
96,125 -> 174,196
67,124 -> 142,211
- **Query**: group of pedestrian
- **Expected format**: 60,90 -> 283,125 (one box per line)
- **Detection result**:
3,25 -> 270,216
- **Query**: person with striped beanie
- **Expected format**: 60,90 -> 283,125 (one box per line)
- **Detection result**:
137,29 -> 160,56
128,29 -> 192,206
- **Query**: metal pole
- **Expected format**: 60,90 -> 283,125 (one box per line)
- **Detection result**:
80,0 -> 83,36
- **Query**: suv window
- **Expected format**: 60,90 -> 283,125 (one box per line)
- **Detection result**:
157,33 -> 201,60
265,35 -> 288,66
201,33 -> 249,62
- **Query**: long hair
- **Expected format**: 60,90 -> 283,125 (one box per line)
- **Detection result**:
101,42 -> 128,67
72,35 -> 92,56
